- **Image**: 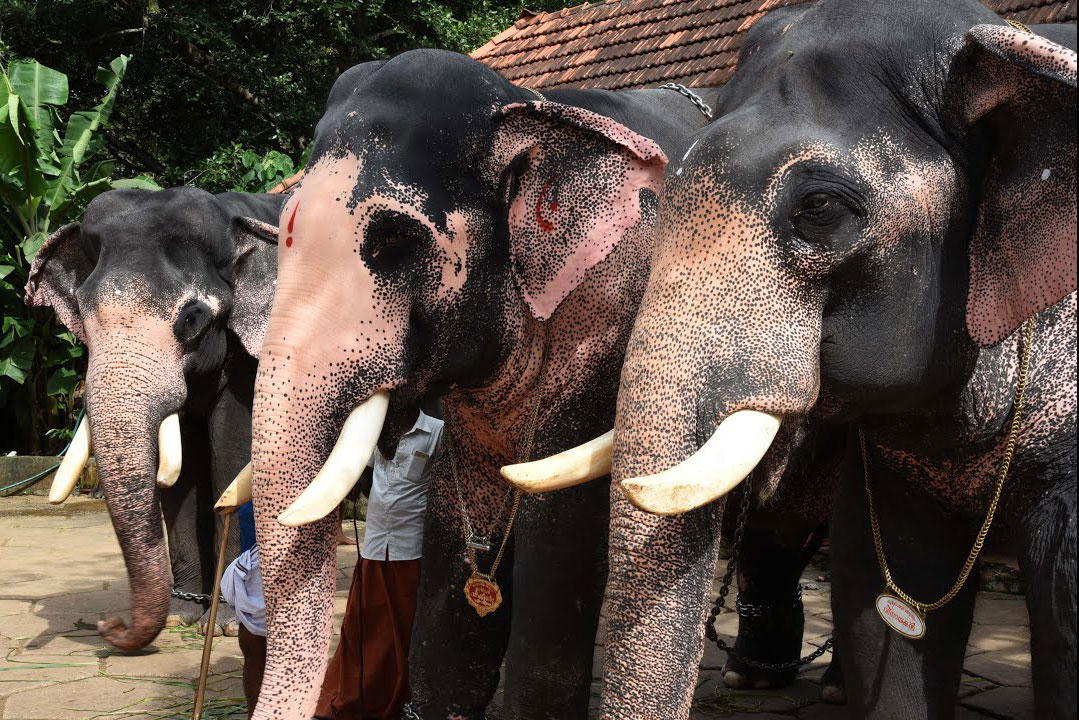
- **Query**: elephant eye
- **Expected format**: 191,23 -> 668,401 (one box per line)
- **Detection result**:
362,210 -> 431,273
797,193 -> 837,218
174,300 -> 214,345
791,192 -> 854,238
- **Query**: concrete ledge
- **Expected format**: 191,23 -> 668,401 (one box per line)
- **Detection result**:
0,455 -> 99,497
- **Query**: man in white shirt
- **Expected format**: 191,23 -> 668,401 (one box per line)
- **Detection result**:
316,400 -> 444,720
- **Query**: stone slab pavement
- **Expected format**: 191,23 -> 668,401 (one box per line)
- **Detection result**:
0,496 -> 1034,719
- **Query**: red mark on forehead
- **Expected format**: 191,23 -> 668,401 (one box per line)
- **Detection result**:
285,201 -> 300,247
536,178 -> 559,232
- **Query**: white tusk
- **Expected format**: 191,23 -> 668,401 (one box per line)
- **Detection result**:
49,416 -> 92,504
278,391 -> 389,527
621,410 -> 781,516
155,414 -> 183,488
214,462 -> 252,514
500,430 -> 613,493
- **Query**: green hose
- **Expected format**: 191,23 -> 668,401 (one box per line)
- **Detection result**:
0,408 -> 86,496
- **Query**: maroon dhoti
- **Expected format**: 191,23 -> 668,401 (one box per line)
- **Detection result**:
315,557 -> 422,720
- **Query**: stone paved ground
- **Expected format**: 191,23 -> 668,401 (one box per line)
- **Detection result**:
0,496 -> 1034,719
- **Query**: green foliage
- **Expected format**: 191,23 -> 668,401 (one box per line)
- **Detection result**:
193,143 -> 309,194
0,54 -> 157,453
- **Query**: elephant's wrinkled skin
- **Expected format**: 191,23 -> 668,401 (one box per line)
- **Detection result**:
606,2 -> 1076,718
247,52 -> 718,719
27,187 -> 283,649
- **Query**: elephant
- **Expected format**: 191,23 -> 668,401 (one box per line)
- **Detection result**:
525,1 -> 1075,717
244,51 -> 721,718
26,186 -> 284,649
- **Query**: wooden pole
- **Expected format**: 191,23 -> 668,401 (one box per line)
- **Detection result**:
192,510 -> 233,720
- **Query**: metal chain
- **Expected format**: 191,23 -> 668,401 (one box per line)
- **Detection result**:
658,83 -> 714,120
704,474 -> 835,671
735,585 -> 803,618
863,317 -> 1034,616
448,326 -> 550,581
170,587 -> 225,604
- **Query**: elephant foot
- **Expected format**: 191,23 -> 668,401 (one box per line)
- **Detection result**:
720,592 -> 804,690
819,656 -> 846,704
166,593 -> 206,627
198,604 -> 240,637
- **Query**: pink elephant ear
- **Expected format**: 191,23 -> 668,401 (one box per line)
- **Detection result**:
491,101 -> 668,320
961,24 -> 1077,346
25,223 -> 93,344
229,217 -> 279,357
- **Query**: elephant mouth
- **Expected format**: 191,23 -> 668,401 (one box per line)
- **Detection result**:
49,410 -> 186,504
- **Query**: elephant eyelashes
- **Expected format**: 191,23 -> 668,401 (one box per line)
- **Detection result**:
362,210 -> 431,273
790,190 -> 861,242
174,300 -> 214,345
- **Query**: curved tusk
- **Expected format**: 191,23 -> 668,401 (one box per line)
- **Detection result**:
214,462 -> 252,514
155,414 -> 183,488
500,430 -> 613,493
278,391 -> 389,527
621,410 -> 781,516
49,416 -> 92,504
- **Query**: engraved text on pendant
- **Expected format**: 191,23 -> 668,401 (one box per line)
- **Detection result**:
464,574 -> 502,617
876,593 -> 926,639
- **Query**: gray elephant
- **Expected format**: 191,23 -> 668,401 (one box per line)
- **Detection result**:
525,2 -> 1075,718
26,187 -> 284,649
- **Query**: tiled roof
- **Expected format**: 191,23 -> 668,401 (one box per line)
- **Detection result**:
471,0 -> 1077,90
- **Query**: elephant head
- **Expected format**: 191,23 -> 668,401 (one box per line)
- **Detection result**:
248,51 -> 669,717
26,187 -> 281,650
506,2 -> 1076,717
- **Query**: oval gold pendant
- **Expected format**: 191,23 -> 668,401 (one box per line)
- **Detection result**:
876,593 -> 926,639
464,574 -> 503,617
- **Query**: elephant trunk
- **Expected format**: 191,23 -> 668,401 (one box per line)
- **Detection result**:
602,332 -> 729,717
249,336 -> 346,719
601,183 -> 825,715
84,349 -> 182,651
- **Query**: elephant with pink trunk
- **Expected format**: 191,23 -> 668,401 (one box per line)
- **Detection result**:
516,1 -> 1076,718
244,52 -> 724,718
26,187 -> 283,649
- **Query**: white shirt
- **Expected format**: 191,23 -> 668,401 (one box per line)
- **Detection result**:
361,410 -> 443,562
220,546 -> 266,637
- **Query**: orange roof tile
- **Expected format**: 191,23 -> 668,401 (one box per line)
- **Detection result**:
472,0 -> 1077,90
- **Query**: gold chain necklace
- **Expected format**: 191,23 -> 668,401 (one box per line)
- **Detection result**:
445,333 -> 549,617
862,317 -> 1034,638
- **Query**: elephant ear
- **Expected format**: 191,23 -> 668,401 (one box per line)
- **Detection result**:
959,24 -> 1077,347
25,223 -> 94,343
491,101 -> 668,320
229,217 -> 278,357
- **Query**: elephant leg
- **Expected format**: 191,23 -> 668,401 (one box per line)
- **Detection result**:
502,483 -> 609,719
831,448 -> 975,719
161,414 -> 210,626
1016,474 -> 1076,720
199,375 -> 251,637
407,481 -> 512,719
722,523 -> 824,691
